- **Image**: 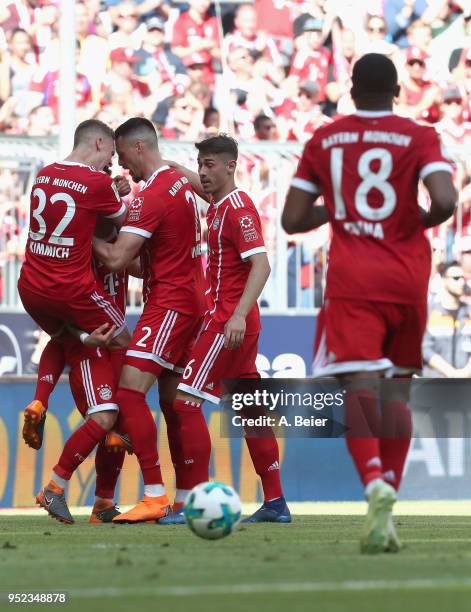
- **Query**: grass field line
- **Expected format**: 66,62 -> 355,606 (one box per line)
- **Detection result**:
66,577 -> 471,598
2,500 -> 471,516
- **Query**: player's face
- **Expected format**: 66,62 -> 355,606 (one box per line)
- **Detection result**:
116,137 -> 142,183
197,154 -> 235,195
97,136 -> 115,172
444,266 -> 465,298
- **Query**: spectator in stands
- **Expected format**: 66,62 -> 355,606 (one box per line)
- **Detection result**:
384,0 -> 429,47
423,260 -> 471,377
405,18 -> 433,54
201,106 -> 220,136
27,105 -> 56,136
396,46 -> 440,121
288,16 -> 332,103
108,0 -> 146,51
160,93 -> 205,140
254,114 -> 277,140
360,14 -> 400,60
171,0 -> 221,85
436,85 -> 471,148
0,28 -> 36,118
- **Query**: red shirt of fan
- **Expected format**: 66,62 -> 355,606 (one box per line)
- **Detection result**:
289,48 -> 332,100
171,12 -> 220,70
203,189 -> 267,333
19,161 -> 125,300
293,111 -> 453,304
120,165 -> 205,317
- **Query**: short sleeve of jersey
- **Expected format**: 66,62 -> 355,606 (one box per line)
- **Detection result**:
94,175 -> 127,218
291,137 -> 322,195
416,125 -> 454,180
120,193 -> 164,239
228,193 -> 267,260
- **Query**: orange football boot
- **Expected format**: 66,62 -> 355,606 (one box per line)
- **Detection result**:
23,400 -> 47,450
112,495 -> 171,523
89,499 -> 121,524
105,431 -> 133,454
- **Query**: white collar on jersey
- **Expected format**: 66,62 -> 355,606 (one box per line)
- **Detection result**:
58,160 -> 96,170
213,188 -> 240,208
143,165 -> 171,189
354,110 -> 394,118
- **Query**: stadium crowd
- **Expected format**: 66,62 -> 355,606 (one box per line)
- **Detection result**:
0,0 -> 470,307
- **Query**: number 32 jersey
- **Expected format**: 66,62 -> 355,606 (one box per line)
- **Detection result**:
20,161 -> 125,300
293,111 -> 453,304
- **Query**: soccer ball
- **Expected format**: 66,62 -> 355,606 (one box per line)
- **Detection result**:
183,481 -> 242,540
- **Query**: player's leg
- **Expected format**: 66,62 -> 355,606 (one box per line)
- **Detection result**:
36,343 -> 118,524
236,335 -> 291,524
314,299 -> 396,553
23,338 -> 66,450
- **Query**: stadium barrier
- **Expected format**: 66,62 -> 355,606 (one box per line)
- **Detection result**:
1,313 -> 470,506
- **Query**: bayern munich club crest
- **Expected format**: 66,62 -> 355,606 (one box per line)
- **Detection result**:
97,384 -> 113,401
128,197 -> 144,222
212,217 -> 220,230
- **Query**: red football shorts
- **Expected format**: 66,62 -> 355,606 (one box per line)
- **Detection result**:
67,344 -> 118,417
177,330 -> 260,403
125,306 -> 202,377
18,283 -> 125,338
313,298 -> 427,376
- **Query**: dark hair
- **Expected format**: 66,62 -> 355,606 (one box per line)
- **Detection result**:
351,53 -> 398,97
195,134 -> 238,160
73,119 -> 114,148
438,260 -> 462,277
11,27 -> 29,39
254,114 -> 272,131
115,117 -> 158,145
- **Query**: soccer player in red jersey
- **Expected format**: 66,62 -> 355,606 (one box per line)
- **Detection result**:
283,53 -> 457,552
171,135 -> 291,523
93,117 -> 207,523
18,119 -> 134,523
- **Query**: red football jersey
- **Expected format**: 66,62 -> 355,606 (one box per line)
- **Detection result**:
120,165 -> 205,317
92,256 -> 128,317
171,12 -> 220,69
293,111 -> 453,304
204,189 -> 267,333
19,161 -> 126,300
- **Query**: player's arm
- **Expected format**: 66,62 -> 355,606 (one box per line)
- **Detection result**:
282,187 -> 328,234
224,253 -> 271,350
66,322 -> 116,348
164,160 -> 209,202
423,321 -> 457,377
93,231 -> 145,273
421,171 -> 457,228
126,257 -> 142,278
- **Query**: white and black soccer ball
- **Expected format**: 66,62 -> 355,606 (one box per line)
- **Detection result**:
184,481 -> 241,540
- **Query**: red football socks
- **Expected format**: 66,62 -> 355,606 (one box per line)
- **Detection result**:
172,398 -> 211,487
34,340 -> 66,408
160,399 -> 188,489
380,400 -> 412,490
116,387 -> 163,485
53,419 -> 108,480
94,440 -> 125,500
345,388 -> 383,486
245,436 -> 283,501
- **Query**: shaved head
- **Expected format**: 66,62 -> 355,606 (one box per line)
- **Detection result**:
115,117 -> 159,150
73,119 -> 114,148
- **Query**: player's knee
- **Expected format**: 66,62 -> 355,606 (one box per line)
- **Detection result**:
175,389 -> 203,407
90,410 -> 117,431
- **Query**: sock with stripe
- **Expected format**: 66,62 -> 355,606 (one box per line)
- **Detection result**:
34,340 -> 66,408
380,400 -> 412,490
245,437 -> 283,501
345,388 -> 383,486
172,398 -> 211,486
116,387 -> 163,485
94,440 -> 125,499
53,419 -> 108,480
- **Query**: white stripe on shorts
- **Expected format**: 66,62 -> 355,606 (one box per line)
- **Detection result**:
153,310 -> 178,357
193,333 -> 225,390
91,291 -> 124,327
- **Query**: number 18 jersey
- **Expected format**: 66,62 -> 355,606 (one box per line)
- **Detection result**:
293,111 -> 453,304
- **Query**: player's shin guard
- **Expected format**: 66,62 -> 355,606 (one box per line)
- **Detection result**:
116,387 -> 163,485
172,398 -> 211,486
245,436 -> 283,501
345,388 -> 383,486
53,419 -> 108,480
380,400 -> 412,490
34,339 -> 66,407
95,440 -> 125,500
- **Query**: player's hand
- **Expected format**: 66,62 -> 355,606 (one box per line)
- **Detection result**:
113,175 -> 131,197
85,323 -> 117,347
224,314 -> 246,350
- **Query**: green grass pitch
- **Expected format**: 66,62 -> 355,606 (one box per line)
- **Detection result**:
1,516 -> 471,612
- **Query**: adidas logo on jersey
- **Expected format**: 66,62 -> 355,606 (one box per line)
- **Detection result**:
40,374 -> 54,384
268,461 -> 280,471
206,382 -> 214,390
